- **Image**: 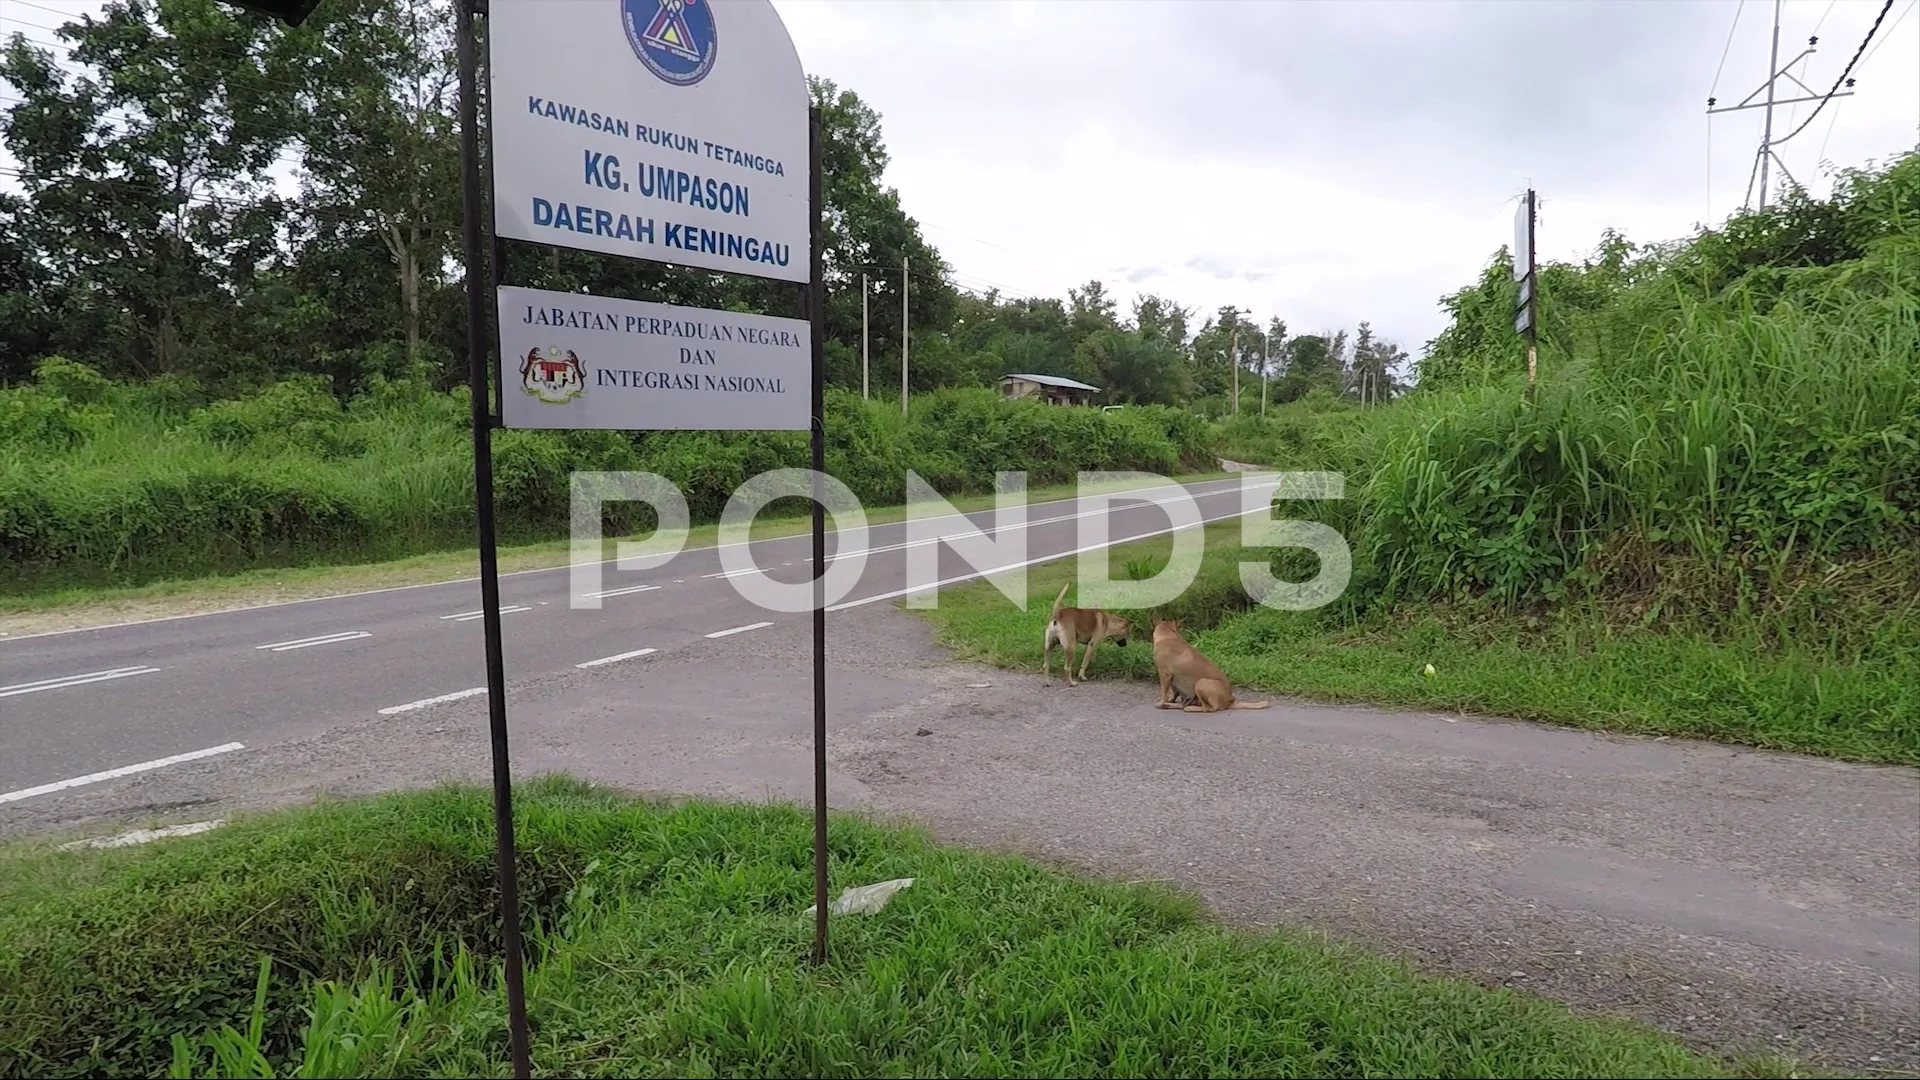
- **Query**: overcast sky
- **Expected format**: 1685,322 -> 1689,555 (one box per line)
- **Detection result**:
5,0 -> 1918,358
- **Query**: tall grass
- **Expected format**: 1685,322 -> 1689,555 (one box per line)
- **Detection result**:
0,367 -> 1216,592
0,778 -> 1755,1078
1228,234 -> 1919,653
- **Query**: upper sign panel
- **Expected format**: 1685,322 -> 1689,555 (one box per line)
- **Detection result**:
1512,192 -> 1533,281
488,0 -> 810,283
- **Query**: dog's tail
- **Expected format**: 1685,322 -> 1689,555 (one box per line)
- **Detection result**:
1229,698 -> 1273,710
1050,581 -> 1070,618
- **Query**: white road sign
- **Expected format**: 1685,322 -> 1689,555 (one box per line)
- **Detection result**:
498,285 -> 809,431
487,0 -> 810,284
1512,191 -> 1533,281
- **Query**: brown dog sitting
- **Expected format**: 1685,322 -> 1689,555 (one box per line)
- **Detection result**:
1043,581 -> 1130,686
1150,618 -> 1271,712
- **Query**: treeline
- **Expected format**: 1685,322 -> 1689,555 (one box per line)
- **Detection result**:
0,0 -> 1403,414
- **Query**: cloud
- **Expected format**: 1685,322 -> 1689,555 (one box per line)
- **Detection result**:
772,0 -> 1920,356
6,0 -> 1913,363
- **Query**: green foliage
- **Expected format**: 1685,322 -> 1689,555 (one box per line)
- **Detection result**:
1,779 -> 1746,1078
0,780 -> 592,1078
1288,151 -> 1920,627
0,371 -> 1216,590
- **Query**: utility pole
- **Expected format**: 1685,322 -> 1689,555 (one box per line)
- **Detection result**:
1260,328 -> 1271,417
1758,0 -> 1782,209
1230,323 -> 1240,414
861,272 -> 869,400
900,256 -> 910,417
1707,1 -> 1854,211
1226,306 -> 1249,415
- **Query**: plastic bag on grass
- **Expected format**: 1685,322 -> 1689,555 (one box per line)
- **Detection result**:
804,877 -> 915,917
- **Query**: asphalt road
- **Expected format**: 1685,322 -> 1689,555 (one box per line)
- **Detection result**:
3,473 -> 1916,1072
0,475 -> 1259,800
2,578 -> 1912,1073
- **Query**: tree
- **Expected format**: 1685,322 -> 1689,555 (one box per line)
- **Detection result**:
0,193 -> 61,384
1345,320 -> 1405,404
293,0 -> 459,376
1130,293 -> 1192,350
808,76 -> 955,389
1272,330 -> 1344,403
1076,327 -> 1188,405
0,0 -> 309,382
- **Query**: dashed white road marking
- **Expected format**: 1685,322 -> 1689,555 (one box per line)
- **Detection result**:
9,478 -> 1252,643
582,584 -> 661,599
255,631 -> 371,652
0,666 -> 162,698
706,621 -> 773,638
701,567 -> 763,580
377,687 -> 487,715
0,743 -> 246,805
576,647 -> 658,668
827,500 -> 1273,612
440,605 -> 531,622
60,819 -> 227,850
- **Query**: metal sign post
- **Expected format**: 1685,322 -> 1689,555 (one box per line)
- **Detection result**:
463,0 -> 829,1074
452,0 -> 534,1074
806,104 -> 830,968
1513,189 -> 1538,399
221,0 -> 827,1075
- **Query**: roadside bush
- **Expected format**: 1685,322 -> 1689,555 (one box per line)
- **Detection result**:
0,371 -> 1224,591
0,779 -> 596,1078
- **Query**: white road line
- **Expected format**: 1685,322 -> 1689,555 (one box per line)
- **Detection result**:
0,743 -> 246,806
255,630 -> 371,651
377,687 -> 488,715
59,819 -> 227,850
699,485 -> 1247,577
440,605 -> 531,622
576,647 -> 658,668
8,477 -> 1253,642
0,666 -> 161,698
706,621 -> 773,638
827,501 -> 1272,612
581,584 -> 660,599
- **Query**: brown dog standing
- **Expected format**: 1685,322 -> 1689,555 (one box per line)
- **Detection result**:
1150,618 -> 1270,712
1043,581 -> 1131,686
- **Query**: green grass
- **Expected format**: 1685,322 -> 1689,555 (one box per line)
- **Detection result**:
1,373 -> 1222,597
0,469 -> 1229,635
910,522 -> 1920,766
0,777 -> 1782,1078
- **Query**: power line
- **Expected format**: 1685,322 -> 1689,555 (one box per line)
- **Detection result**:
1710,0 -> 1748,101
1860,0 -> 1917,66
10,0 -> 96,22
1810,0 -> 1840,40
1774,0 -> 1897,146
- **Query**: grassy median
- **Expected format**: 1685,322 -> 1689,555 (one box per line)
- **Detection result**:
910,522 -> 1920,767
0,777 -> 1775,1079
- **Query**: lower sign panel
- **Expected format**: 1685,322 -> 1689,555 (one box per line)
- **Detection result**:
497,285 -> 809,431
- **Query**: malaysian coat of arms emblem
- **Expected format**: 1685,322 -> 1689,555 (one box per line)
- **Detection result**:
519,347 -> 586,404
